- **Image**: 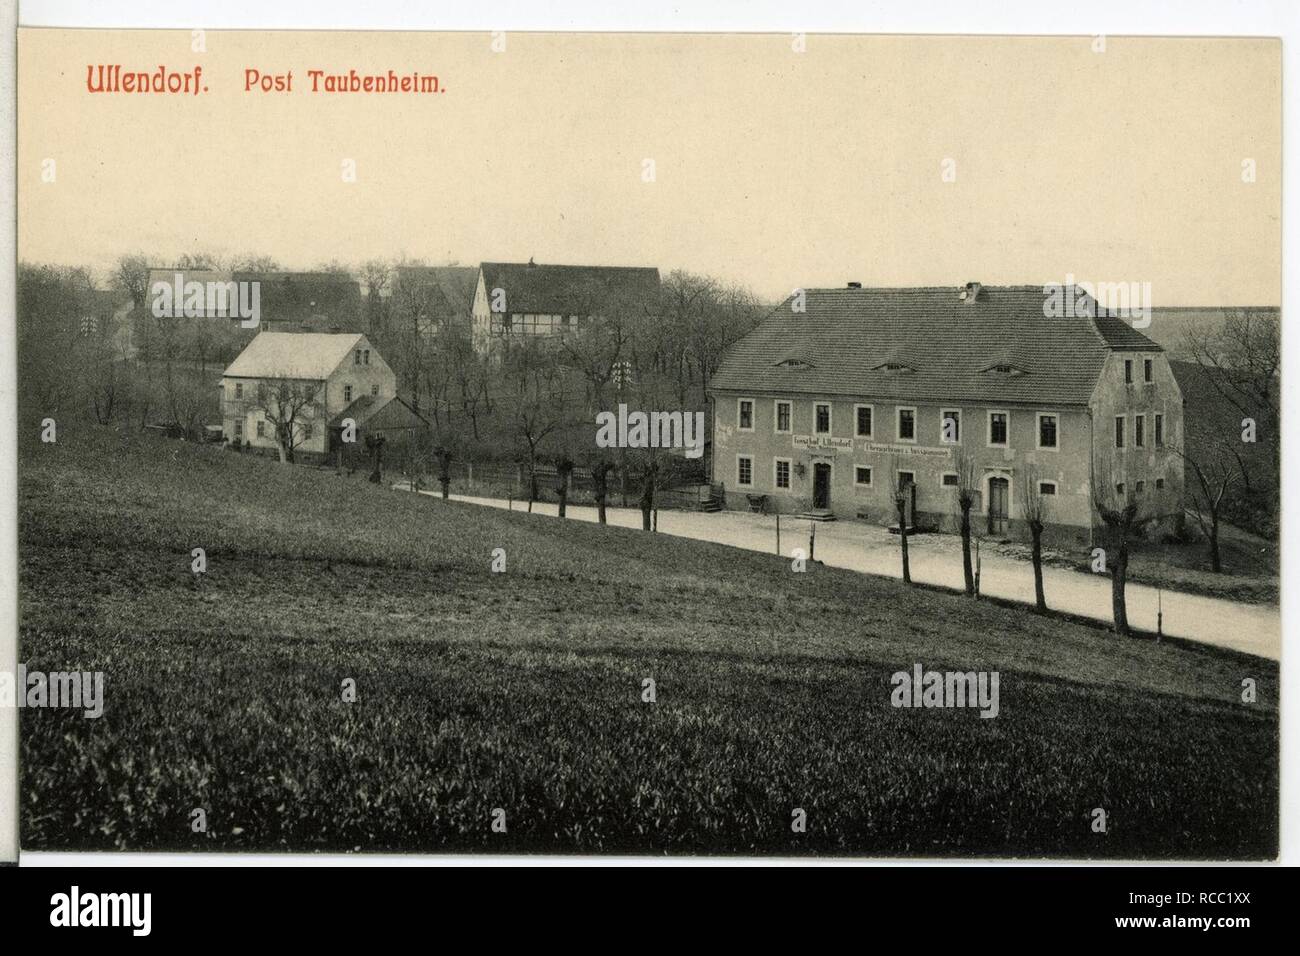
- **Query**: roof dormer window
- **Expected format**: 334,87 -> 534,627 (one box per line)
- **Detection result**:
775,358 -> 813,369
982,363 -> 1027,376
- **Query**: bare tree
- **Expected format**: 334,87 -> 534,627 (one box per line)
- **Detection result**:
1181,308 -> 1279,431
1020,466 -> 1049,612
636,455 -> 660,531
164,372 -> 209,441
1176,438 -> 1239,572
1092,453 -> 1151,636
503,341 -> 568,512
365,433 -> 387,483
890,455 -> 913,584
952,448 -> 979,596
252,377 -> 320,464
360,259 -> 392,337
434,445 -> 454,500
111,254 -> 152,310
590,458 -> 614,524
554,454 -> 575,518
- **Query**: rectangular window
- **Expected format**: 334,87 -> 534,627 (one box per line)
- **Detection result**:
355,349 -> 362,365
1124,359 -> 1133,383
897,471 -> 915,490
371,385 -> 379,396
364,349 -> 371,365
344,385 -> 354,403
1155,413 -> 1164,446
256,420 -> 265,438
815,403 -> 831,434
1135,414 -> 1145,448
1114,416 -> 1125,449
1116,482 -> 1126,495
737,456 -> 753,487
1144,358 -> 1153,383
941,473 -> 959,487
1039,481 -> 1057,495
775,401 -> 791,434
1135,480 -> 1146,493
988,411 -> 1008,447
940,409 -> 960,444
738,399 -> 754,431
303,423 -> 313,440
234,420 -> 243,438
234,382 -> 243,398
855,466 -> 872,487
775,459 -> 791,490
1038,413 -> 1058,449
897,407 -> 916,442
1156,478 -> 1165,489
855,405 -> 873,438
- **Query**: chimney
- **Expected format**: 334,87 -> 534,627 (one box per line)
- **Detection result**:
847,281 -> 862,289
960,281 -> 983,302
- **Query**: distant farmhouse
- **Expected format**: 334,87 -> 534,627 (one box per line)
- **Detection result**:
390,265 -> 479,338
470,260 -> 661,354
221,331 -> 426,459
143,267 -> 362,332
708,282 -> 1184,546
235,271 -> 363,333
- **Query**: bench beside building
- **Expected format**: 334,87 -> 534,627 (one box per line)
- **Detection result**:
707,283 -> 1184,547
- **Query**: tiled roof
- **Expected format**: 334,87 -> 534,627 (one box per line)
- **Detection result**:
479,261 -> 660,315
224,332 -> 363,381
395,266 -> 478,317
232,271 -> 363,330
328,395 -> 427,431
709,285 -> 1162,407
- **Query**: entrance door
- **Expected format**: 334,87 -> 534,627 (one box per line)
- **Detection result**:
987,477 -> 1009,535
813,462 -> 832,509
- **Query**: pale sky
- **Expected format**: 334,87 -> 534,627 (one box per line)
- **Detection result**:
18,30 -> 1281,305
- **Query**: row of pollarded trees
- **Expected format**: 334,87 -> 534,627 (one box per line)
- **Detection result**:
888,447 -> 1158,637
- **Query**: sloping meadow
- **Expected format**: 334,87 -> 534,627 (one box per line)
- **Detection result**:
17,425 -> 1278,857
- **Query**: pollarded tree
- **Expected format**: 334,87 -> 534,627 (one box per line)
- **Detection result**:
1091,452 -> 1153,636
952,448 -> 979,596
889,454 -> 913,585
554,453 -> 575,518
1020,466 -> 1049,613
590,457 -> 614,525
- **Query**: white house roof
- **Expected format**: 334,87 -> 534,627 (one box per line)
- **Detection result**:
224,332 -> 365,380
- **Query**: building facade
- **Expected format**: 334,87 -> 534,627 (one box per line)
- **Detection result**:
470,260 -> 661,355
708,283 -> 1184,547
221,332 -> 398,457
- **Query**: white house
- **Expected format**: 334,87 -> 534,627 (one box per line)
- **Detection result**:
221,332 -> 398,456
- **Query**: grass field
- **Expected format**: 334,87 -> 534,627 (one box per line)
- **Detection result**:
18,422 -> 1278,857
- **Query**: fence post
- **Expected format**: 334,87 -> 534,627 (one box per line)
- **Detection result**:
776,514 -> 781,556
468,461 -> 474,491
809,522 -> 816,562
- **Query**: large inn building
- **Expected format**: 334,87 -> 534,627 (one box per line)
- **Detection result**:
708,283 -> 1184,546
